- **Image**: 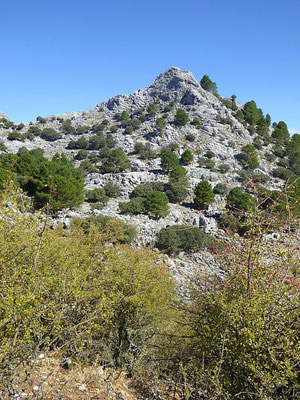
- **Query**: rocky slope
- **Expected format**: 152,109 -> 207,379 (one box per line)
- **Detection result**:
0,67 -> 291,276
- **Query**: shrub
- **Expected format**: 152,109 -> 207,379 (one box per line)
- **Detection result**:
186,133 -> 195,142
213,182 -> 228,195
180,149 -> 194,165
75,125 -> 89,135
134,142 -> 156,160
194,180 -> 215,209
101,148 -> 130,173
226,187 -> 254,213
171,205 -> 300,398
131,181 -> 165,199
272,144 -> 286,158
200,74 -> 218,95
27,126 -> 42,136
85,188 -> 108,204
198,157 -> 215,170
7,131 -> 24,141
204,150 -> 215,159
174,108 -> 189,126
238,144 -> 259,169
160,150 -> 179,173
165,184 -> 188,203
40,128 -> 61,141
264,152 -> 276,162
75,149 -> 88,160
156,225 -> 214,254
145,191 -> 169,218
218,212 -> 242,233
0,151 -> 84,210
218,163 -> 230,174
0,196 -> 175,395
36,116 -> 46,123
272,120 -> 289,143
61,119 -> 75,134
147,104 -> 158,117
191,117 -> 202,128
104,182 -> 121,198
155,117 -> 167,132
119,197 -> 146,215
272,167 -> 293,180
0,142 -> 7,152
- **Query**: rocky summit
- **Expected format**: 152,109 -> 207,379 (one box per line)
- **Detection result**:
0,67 -> 297,276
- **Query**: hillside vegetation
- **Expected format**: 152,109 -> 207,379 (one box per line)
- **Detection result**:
0,68 -> 299,399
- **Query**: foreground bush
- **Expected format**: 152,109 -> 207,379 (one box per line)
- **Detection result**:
0,190 -> 174,397
154,193 -> 300,399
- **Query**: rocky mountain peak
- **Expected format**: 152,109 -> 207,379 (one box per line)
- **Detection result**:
0,112 -> 10,120
151,66 -> 199,91
100,67 -> 216,113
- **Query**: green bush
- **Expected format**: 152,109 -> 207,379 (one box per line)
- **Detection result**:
145,191 -> 169,218
36,116 -> 47,123
61,119 -> 75,134
147,103 -> 158,117
213,182 -> 228,195
131,181 -> 165,199
119,197 -> 146,215
198,157 -> 215,170
204,150 -> 215,159
272,167 -> 293,179
0,151 -> 84,210
174,108 -> 189,126
218,163 -> 230,174
200,74 -> 218,95
75,149 -> 88,160
101,148 -> 130,173
191,117 -> 202,128
40,128 -> 61,141
134,142 -> 156,160
160,150 -> 179,172
155,117 -> 167,132
156,225 -> 214,254
0,197 -> 176,394
238,144 -> 259,169
185,133 -> 196,142
27,126 -> 42,136
272,121 -> 289,143
85,188 -> 108,204
226,187 -> 254,213
7,131 -> 24,141
180,149 -> 194,165
166,184 -> 188,203
194,180 -> 215,209
104,182 -> 121,198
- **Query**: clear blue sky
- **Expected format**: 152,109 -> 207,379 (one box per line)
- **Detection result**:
1,0 -> 299,131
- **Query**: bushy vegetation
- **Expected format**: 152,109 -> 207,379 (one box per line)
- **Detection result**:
180,149 -> 193,165
238,144 -> 259,169
194,180 -> 215,209
156,225 -> 214,254
133,142 -> 156,160
174,108 -> 189,126
0,181 -> 299,399
160,150 -> 179,172
200,74 -> 218,95
0,150 -> 84,210
226,187 -> 254,213
145,191 -> 169,218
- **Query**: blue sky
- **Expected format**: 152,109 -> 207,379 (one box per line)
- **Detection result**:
1,0 -> 299,131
